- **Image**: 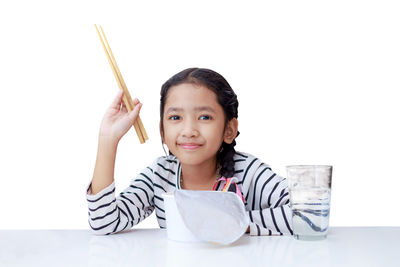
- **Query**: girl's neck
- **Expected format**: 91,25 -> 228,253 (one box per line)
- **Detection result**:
180,158 -> 220,190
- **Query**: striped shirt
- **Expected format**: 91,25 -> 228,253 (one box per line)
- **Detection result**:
86,151 -> 293,236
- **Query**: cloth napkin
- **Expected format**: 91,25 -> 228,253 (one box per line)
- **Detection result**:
174,189 -> 249,245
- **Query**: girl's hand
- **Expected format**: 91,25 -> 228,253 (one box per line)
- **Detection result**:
99,90 -> 143,143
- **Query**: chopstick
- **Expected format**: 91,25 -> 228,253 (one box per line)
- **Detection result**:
94,24 -> 148,144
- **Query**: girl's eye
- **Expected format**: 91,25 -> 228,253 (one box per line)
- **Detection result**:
169,115 -> 180,120
168,115 -> 211,120
199,115 -> 211,120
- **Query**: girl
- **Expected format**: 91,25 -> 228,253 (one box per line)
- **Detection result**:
86,68 -> 293,236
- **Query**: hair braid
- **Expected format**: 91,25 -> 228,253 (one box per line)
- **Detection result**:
217,131 -> 240,178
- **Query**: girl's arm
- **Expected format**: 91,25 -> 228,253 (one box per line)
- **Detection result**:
242,159 -> 293,236
86,158 -> 157,235
89,89 -> 142,195
86,90 -> 145,234
90,136 -> 118,195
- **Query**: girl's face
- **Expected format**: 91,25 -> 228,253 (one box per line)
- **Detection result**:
161,83 -> 231,166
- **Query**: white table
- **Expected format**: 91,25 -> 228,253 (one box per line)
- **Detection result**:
1,227 -> 399,267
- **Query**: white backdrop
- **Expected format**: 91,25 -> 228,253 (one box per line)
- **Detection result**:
0,0 -> 399,229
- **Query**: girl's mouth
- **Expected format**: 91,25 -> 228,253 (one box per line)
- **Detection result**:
179,143 -> 201,150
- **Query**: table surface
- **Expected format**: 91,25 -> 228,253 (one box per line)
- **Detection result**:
1,227 -> 399,267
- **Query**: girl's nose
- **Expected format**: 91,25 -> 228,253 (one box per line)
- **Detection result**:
181,120 -> 199,138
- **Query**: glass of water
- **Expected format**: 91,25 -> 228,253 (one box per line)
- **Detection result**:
286,165 -> 333,241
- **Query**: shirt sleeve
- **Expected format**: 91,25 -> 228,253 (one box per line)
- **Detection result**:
245,164 -> 294,236
85,161 -> 156,236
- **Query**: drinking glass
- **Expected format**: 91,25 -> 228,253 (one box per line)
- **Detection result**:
286,165 -> 333,241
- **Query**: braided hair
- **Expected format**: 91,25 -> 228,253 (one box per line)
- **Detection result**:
160,67 -> 240,178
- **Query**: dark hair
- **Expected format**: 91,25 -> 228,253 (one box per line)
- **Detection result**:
160,67 -> 240,178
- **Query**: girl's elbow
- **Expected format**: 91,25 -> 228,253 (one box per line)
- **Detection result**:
88,218 -> 119,236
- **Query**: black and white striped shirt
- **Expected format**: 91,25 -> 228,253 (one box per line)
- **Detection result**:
86,151 -> 293,236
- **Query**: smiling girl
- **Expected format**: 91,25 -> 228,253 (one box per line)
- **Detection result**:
86,68 -> 293,236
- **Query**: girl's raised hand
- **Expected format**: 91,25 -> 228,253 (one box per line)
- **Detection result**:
99,90 -> 143,143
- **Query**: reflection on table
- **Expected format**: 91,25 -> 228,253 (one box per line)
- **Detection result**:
0,227 -> 399,267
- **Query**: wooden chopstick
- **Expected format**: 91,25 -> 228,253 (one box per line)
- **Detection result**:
95,25 -> 147,144
98,25 -> 148,141
94,24 -> 148,144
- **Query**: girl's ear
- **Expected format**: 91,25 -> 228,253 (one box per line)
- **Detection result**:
159,121 -> 165,143
223,118 -> 238,144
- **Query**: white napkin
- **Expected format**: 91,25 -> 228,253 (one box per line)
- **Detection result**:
174,190 -> 249,245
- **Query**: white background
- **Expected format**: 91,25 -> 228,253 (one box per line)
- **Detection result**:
0,0 -> 399,229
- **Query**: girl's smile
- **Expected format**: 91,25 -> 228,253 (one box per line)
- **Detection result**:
179,143 -> 202,150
